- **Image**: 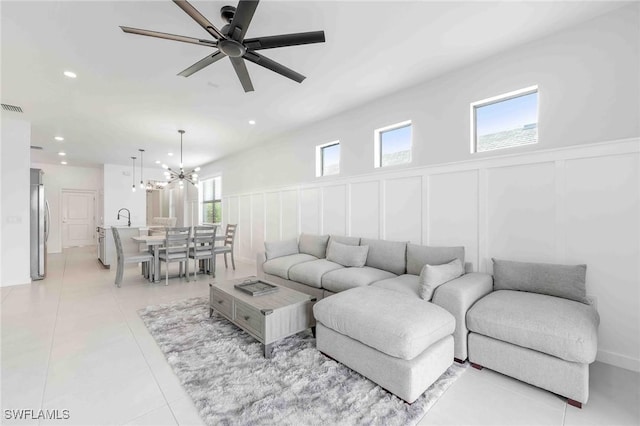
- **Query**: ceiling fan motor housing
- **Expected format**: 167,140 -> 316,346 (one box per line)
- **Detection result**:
221,5 -> 236,24
218,38 -> 246,57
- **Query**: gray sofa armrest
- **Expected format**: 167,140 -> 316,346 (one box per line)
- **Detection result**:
256,251 -> 267,279
432,272 -> 493,361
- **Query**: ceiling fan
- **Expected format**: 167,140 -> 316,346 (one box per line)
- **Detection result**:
120,0 -> 326,92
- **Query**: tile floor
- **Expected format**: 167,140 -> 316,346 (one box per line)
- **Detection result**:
1,247 -> 638,425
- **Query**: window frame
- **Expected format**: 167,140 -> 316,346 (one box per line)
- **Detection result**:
470,85 -> 539,154
374,120 -> 412,168
315,140 -> 340,177
200,176 -> 222,225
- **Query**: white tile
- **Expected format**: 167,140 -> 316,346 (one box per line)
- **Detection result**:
124,404 -> 177,426
419,366 -> 565,426
41,369 -> 166,426
564,362 -> 640,426
169,397 -> 205,426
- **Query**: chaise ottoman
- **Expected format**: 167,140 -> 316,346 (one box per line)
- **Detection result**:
313,286 -> 455,403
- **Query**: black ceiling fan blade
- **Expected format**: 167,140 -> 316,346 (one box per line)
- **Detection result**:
243,51 -> 305,83
244,31 -> 325,50
173,0 -> 225,40
230,57 -> 254,92
227,1 -> 259,41
178,51 -> 226,77
120,26 -> 217,48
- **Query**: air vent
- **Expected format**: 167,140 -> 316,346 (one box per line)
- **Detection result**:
1,103 -> 23,113
30,145 -> 44,150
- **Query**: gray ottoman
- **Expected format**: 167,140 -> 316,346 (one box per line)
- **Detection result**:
313,286 -> 455,403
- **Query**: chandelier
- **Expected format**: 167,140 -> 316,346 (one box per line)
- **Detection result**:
163,130 -> 199,186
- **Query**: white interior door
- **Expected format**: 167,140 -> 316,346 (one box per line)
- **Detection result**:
62,190 -> 96,248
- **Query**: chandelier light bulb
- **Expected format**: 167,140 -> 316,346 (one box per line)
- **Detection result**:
194,167 -> 201,172
132,185 -> 136,192
162,164 -> 168,170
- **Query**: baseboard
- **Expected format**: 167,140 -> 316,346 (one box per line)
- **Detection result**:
597,349 -> 640,372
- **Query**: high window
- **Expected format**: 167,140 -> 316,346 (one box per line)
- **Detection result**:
374,121 -> 412,168
471,86 -> 538,153
316,141 -> 340,177
200,176 -> 222,224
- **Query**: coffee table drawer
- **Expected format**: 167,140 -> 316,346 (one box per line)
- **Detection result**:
211,288 -> 233,318
235,300 -> 264,339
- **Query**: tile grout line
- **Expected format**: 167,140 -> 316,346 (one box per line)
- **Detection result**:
116,297 -> 181,426
38,250 -> 67,423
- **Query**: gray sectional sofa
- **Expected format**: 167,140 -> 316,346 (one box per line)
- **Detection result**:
256,233 -> 493,362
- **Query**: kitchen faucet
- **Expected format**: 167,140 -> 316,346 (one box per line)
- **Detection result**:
117,208 -> 131,227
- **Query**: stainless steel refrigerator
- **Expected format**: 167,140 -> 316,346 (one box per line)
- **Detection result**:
30,168 -> 50,280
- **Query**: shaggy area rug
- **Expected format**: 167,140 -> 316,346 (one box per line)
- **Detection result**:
139,297 -> 466,426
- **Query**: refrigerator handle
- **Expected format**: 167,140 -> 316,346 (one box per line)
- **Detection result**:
45,199 -> 51,242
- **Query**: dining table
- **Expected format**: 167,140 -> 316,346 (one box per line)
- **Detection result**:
133,234 -> 226,283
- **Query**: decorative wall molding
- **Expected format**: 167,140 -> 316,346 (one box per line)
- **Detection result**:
221,138 -> 640,371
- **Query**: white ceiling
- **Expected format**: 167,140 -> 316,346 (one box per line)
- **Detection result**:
1,1 -> 627,170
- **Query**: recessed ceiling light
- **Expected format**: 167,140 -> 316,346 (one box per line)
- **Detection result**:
60,161 -> 67,165
54,136 -> 64,141
167,152 -> 173,156
155,160 -> 161,164
248,120 -> 256,125
63,71 -> 77,78
58,152 -> 66,156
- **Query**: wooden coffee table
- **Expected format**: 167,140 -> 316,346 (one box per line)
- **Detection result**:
209,278 -> 316,358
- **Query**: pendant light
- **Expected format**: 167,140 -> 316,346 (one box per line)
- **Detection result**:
131,156 -> 137,192
164,130 -> 200,185
138,149 -> 145,189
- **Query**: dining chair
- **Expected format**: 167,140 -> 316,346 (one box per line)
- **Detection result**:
189,225 -> 217,279
112,227 -> 153,287
213,224 -> 237,270
159,227 -> 191,286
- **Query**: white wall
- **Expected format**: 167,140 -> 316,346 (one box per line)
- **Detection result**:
1,116 -> 31,287
31,163 -> 102,253
201,5 -> 639,195
203,6 -> 640,372
102,163 -> 166,227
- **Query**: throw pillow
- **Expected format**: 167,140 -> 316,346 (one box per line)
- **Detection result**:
264,239 -> 299,260
492,259 -> 589,304
298,233 -> 330,258
326,241 -> 369,267
419,258 -> 464,301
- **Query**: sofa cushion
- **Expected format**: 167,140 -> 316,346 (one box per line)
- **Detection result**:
467,290 -> 599,363
360,238 -> 407,275
289,259 -> 344,289
321,267 -> 396,293
262,253 -> 317,279
326,241 -> 369,267
329,235 -> 361,246
313,286 -> 455,360
298,233 -> 330,259
493,259 -> 589,304
264,239 -> 299,260
406,244 -> 465,276
371,274 -> 421,298
419,258 -> 465,301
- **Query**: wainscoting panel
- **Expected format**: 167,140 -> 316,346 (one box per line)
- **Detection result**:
486,162 -> 557,267
300,188 -> 321,235
564,154 -> 640,369
220,139 -> 640,370
349,181 -> 380,239
383,176 -> 423,243
238,196 -> 252,260
321,185 -> 347,236
250,194 -> 265,260
264,192 -> 280,242
427,171 -> 479,271
280,190 -> 299,240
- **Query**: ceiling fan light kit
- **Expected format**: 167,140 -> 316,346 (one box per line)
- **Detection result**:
120,0 -> 325,92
